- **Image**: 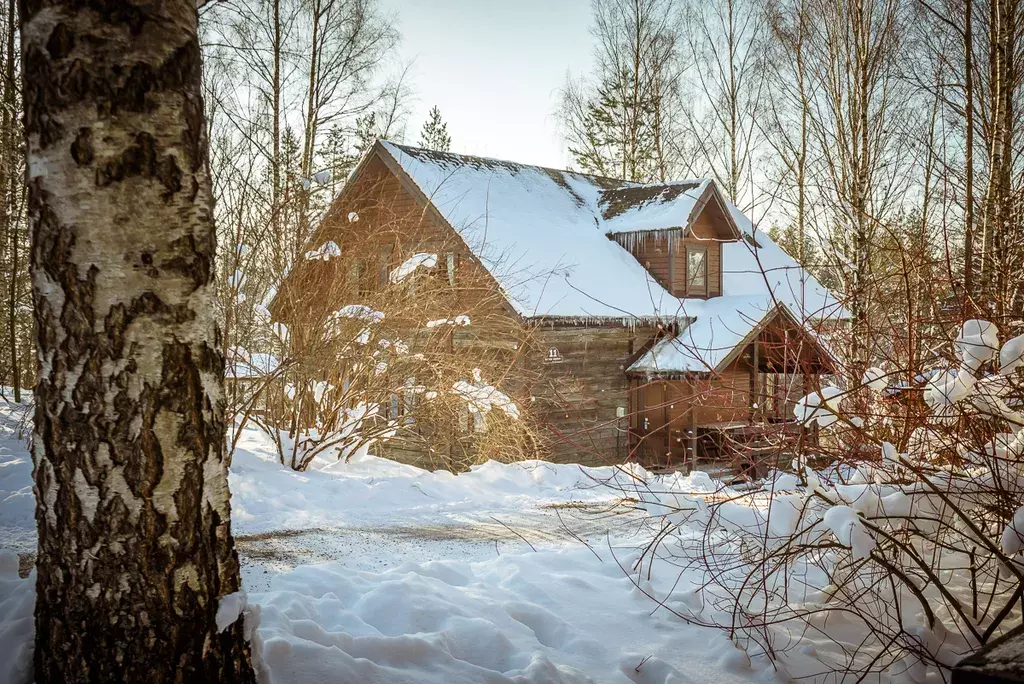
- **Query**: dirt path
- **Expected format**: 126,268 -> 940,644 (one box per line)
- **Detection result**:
237,500 -> 643,591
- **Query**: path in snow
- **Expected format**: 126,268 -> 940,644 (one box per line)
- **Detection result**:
238,501 -> 643,591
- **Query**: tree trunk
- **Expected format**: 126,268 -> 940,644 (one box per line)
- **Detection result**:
963,0 -> 975,299
22,1 -> 256,681
271,0 -> 282,240
4,0 -> 17,402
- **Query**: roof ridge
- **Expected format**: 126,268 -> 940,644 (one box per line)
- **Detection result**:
381,139 -> 713,188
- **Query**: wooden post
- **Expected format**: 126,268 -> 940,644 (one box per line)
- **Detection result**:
750,342 -> 760,423
662,381 -> 670,464
688,380 -> 698,472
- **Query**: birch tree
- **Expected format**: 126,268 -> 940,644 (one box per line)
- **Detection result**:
765,0 -> 819,264
0,0 -> 26,402
806,0 -> 914,369
22,1 -> 255,679
681,0 -> 769,206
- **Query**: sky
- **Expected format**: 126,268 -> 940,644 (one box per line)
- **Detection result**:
378,0 -> 595,170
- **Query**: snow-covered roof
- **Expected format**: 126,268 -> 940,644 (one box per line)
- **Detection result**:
628,296 -> 777,374
376,141 -> 844,322
600,179 -> 715,234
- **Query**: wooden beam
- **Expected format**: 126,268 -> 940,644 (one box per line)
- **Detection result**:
662,381 -> 670,463
751,342 -> 759,423
667,232 -> 675,293
688,383 -> 698,472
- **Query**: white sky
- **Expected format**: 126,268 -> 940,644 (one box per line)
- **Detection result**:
379,0 -> 594,169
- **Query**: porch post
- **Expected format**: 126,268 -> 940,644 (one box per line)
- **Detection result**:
667,232 -> 676,292
662,380 -> 670,463
750,342 -> 760,423
688,380 -> 698,472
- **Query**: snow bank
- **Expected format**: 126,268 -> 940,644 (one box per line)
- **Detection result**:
0,401 -> 34,554
227,423 -> 636,535
252,548 -> 763,684
0,551 -> 33,684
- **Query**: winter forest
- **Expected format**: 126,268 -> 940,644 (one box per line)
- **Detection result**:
1,0 -> 1024,682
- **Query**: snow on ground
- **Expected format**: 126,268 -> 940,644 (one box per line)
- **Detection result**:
4,397 -> 933,683
0,399 -> 782,684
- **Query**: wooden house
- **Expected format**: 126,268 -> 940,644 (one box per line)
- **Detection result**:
275,141 -> 844,471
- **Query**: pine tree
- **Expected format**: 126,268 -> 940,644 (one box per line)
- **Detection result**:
22,1 -> 255,679
419,106 -> 451,152
355,112 -> 382,155
558,0 -> 683,182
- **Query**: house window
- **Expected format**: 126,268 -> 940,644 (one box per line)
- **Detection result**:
403,378 -> 418,423
687,247 -> 707,295
349,259 -> 365,295
446,253 -> 457,286
378,245 -> 393,288
545,347 -> 563,363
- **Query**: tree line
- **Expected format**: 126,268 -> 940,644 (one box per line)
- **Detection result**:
560,0 -> 1023,372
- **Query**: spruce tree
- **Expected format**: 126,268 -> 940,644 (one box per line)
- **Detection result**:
419,106 -> 452,152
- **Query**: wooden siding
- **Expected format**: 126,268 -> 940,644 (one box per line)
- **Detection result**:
528,324 -> 660,467
610,200 -> 730,300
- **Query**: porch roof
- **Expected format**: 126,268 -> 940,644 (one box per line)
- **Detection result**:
627,295 -> 835,375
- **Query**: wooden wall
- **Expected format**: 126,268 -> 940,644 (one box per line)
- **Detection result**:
611,202 -> 729,300
528,324 -> 658,467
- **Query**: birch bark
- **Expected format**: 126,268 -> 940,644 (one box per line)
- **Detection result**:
22,0 -> 255,680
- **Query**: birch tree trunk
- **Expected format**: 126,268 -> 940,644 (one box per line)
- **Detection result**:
3,0 -> 18,402
22,1 -> 256,680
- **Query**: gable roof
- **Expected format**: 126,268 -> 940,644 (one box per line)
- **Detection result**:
373,141 -> 844,322
627,296 -> 837,375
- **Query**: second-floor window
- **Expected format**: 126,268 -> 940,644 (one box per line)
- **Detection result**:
687,247 -> 707,296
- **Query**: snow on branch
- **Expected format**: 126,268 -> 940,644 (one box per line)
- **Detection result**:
452,368 -> 520,423
304,241 -> 342,261
389,253 -> 437,284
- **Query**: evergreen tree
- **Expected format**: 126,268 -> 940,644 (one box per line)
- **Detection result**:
558,0 -> 684,182
355,112 -> 382,154
419,106 -> 451,152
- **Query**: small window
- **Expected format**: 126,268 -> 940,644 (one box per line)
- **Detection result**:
744,234 -> 761,249
378,245 -> 393,288
403,378 -> 419,422
348,259 -> 365,294
446,253 -> 457,286
687,247 -> 707,295
545,347 -> 563,363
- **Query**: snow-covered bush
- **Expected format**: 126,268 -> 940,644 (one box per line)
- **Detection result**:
253,214 -> 540,471
615,319 -> 1024,680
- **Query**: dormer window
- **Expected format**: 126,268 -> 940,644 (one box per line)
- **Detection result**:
686,247 -> 707,296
